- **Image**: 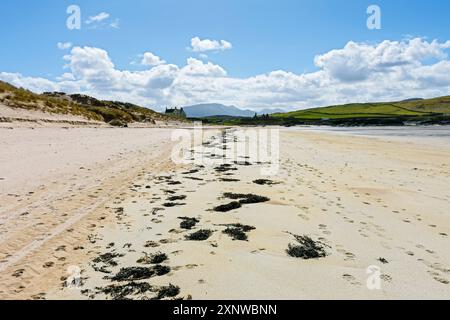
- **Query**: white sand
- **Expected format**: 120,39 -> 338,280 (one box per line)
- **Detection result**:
0,127 -> 449,300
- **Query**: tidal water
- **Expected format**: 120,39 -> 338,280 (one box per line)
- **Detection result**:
288,125 -> 450,149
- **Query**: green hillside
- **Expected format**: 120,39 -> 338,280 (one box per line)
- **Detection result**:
273,96 -> 450,120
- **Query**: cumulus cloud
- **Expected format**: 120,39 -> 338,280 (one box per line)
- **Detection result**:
190,37 -> 232,52
314,38 -> 450,82
2,38 -> 450,111
141,52 -> 166,66
86,12 -> 110,24
57,42 -> 73,50
180,58 -> 227,77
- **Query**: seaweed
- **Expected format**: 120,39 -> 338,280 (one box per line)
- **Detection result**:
92,252 -> 124,268
153,265 -> 171,276
378,257 -> 389,264
233,161 -> 252,166
150,252 -> 168,264
223,192 -> 249,200
144,241 -> 159,248
219,178 -> 241,182
163,202 -> 186,207
182,169 -> 199,175
167,195 -> 187,201
222,224 -> 256,241
214,164 -> 238,173
178,217 -> 200,230
223,193 -> 270,204
239,195 -> 270,204
111,267 -> 154,281
97,282 -> 153,300
111,265 -> 170,282
184,176 -> 204,181
185,229 -> 214,241
286,235 -> 327,259
253,179 -> 279,185
213,201 -> 242,212
154,284 -> 180,300
137,252 -> 168,265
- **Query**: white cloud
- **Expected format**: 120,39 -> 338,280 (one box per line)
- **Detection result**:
180,58 -> 227,77
190,37 -> 232,52
141,52 -> 166,66
86,12 -> 110,24
314,38 -> 450,82
57,42 -> 73,50
2,38 -> 450,111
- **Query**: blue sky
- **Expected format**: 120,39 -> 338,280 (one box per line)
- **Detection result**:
1,0 -> 450,110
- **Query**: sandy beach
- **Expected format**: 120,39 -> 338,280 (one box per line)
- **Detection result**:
0,126 -> 449,300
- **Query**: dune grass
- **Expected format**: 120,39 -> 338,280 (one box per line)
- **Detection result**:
0,80 -> 173,125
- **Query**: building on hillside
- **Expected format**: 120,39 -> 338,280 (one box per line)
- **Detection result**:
165,107 -> 186,118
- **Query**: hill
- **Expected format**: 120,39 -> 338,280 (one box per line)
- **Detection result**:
273,96 -> 450,120
0,81 -> 173,126
200,96 -> 450,126
183,103 -> 255,118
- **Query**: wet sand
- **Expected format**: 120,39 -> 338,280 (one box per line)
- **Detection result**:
0,127 -> 449,300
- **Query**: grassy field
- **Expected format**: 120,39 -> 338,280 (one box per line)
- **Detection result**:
197,96 -> 450,126
272,97 -> 450,120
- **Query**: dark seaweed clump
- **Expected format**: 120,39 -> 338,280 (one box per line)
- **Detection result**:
184,176 -> 204,181
92,251 -> 125,273
286,235 -> 327,259
111,265 -> 170,281
163,202 -> 186,207
182,169 -> 199,175
137,252 -> 168,265
223,192 -> 270,204
239,195 -> 270,204
222,224 -> 256,241
178,217 -> 200,230
233,161 -> 252,166
213,201 -> 242,212
214,164 -> 238,173
92,252 -> 123,267
253,179 -> 279,185
150,252 -> 168,264
154,284 -> 180,300
185,229 -> 214,241
97,282 -> 153,300
167,195 -> 187,201
378,257 -> 389,264
219,178 -> 241,182
97,282 -> 180,300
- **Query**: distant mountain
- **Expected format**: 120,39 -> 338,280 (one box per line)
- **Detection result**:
400,98 -> 424,102
183,103 -> 255,118
183,103 -> 286,118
